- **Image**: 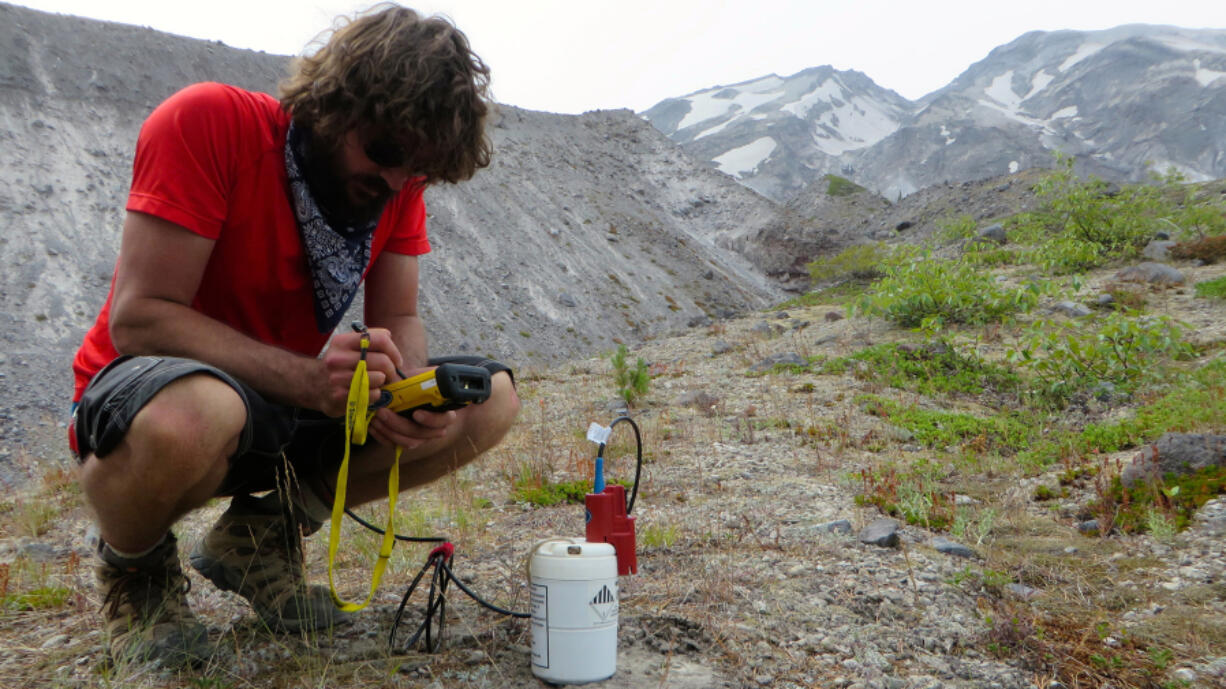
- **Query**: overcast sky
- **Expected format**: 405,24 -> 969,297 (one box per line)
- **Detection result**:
11,1 -> 1226,114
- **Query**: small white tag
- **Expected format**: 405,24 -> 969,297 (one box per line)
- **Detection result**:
587,422 -> 612,445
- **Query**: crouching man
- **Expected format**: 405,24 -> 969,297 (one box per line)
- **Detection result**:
69,4 -> 519,667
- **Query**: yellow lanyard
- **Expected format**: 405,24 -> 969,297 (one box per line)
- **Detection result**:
326,332 -> 402,612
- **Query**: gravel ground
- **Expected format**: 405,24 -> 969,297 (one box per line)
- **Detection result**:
4,264 -> 1226,688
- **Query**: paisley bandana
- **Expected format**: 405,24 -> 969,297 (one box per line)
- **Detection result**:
284,122 -> 379,333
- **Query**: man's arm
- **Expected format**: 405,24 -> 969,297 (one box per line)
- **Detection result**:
363,251 -> 427,370
109,211 -> 400,415
363,250 -> 458,449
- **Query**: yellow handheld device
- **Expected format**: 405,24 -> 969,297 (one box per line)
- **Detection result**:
377,363 -> 492,415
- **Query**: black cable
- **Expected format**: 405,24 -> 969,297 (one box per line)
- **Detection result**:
347,412 -> 643,653
607,414 -> 644,514
342,507 -> 445,543
388,546 -> 531,654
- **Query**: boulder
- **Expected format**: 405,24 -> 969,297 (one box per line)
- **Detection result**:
1114,262 -> 1186,286
1142,240 -> 1176,261
858,518 -> 900,548
1121,433 -> 1226,488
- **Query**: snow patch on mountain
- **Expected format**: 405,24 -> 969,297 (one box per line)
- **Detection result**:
812,95 -> 905,155
780,78 -> 844,118
714,137 -> 777,177
1024,70 -> 1055,100
678,75 -> 784,131
1194,59 -> 1226,86
1059,42 -> 1105,71
985,70 -> 1022,109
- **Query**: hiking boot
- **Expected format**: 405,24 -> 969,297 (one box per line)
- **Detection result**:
189,494 -> 350,632
97,533 -> 212,668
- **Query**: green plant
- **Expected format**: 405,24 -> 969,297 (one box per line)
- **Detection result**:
857,394 -> 1036,454
825,173 -> 866,197
775,281 -> 870,308
1009,155 -> 1190,274
1024,235 -> 1106,274
513,478 -> 629,507
1194,274 -> 1226,300
1105,465 -> 1226,534
1145,507 -> 1178,542
513,478 -> 591,507
1009,312 -> 1198,407
1019,356 -> 1226,466
853,253 -> 1044,327
805,241 -> 900,285
610,344 -> 650,406
855,464 -> 959,530
937,213 -> 978,242
2,585 -> 71,611
640,523 -> 679,549
820,341 -> 1019,397
1033,154 -> 1166,256
1148,646 -> 1175,671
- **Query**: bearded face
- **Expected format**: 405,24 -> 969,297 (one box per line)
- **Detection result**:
300,130 -> 401,227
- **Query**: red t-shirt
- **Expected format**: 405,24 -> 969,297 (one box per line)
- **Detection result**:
71,82 -> 430,400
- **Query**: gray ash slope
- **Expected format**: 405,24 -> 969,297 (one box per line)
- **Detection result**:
0,2 -> 786,474
644,25 -> 1226,203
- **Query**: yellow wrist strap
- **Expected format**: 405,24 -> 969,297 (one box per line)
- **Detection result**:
326,333 -> 401,612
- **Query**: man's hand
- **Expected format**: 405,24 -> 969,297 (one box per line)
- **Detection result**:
366,366 -> 458,449
318,328 -> 403,417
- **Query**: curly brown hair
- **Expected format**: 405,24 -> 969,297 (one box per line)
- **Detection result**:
280,3 -> 492,185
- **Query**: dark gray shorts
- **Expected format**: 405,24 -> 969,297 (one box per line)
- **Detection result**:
71,354 -> 511,496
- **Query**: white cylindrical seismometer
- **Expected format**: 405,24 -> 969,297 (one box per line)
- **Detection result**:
529,540 -> 619,684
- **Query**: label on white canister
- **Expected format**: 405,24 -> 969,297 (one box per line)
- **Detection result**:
529,540 -> 618,684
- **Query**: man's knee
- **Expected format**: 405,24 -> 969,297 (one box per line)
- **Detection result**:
491,370 -> 521,421
128,373 -> 247,467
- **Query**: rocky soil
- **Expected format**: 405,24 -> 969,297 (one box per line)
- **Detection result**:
3,248 -> 1226,688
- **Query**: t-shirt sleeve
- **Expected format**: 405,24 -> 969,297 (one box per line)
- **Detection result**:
381,183 -> 431,256
126,83 -> 245,238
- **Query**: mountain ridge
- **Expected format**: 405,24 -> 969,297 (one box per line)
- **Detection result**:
643,24 -> 1226,202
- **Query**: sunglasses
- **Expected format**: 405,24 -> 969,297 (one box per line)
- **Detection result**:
363,136 -> 407,169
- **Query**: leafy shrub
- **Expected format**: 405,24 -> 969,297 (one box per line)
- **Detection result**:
1009,155 -> 1184,274
610,344 -> 650,406
806,241 -> 901,285
1023,235 -> 1106,274
1009,312 -> 1198,407
962,245 -> 1019,268
1033,156 -> 1164,256
1154,168 -> 1226,239
852,254 -> 1044,327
